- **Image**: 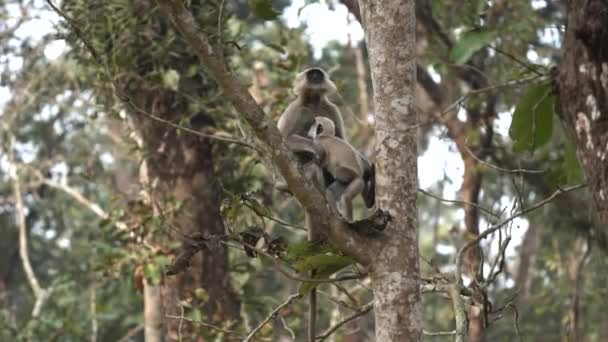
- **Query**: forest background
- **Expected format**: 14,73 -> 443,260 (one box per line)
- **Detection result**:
1,0 -> 607,341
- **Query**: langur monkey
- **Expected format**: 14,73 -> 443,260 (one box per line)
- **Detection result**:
277,67 -> 346,171
305,116 -> 375,223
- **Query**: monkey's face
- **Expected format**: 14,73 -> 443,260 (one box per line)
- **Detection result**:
293,67 -> 337,95
308,117 -> 335,138
306,68 -> 325,84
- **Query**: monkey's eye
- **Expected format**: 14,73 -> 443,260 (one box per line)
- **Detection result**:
316,124 -> 323,135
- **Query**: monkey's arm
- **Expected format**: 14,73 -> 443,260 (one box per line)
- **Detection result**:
330,104 -> 346,140
277,102 -> 299,137
285,134 -> 317,154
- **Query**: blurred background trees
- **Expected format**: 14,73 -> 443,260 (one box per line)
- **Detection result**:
0,0 -> 606,341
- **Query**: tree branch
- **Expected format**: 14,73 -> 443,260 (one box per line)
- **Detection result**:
243,293 -> 302,342
455,183 -> 586,283
7,138 -> 50,317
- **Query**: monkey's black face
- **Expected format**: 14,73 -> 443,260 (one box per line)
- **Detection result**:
306,68 -> 325,84
316,123 -> 324,136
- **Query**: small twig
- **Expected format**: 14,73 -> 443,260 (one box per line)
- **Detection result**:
463,143 -> 546,174
423,330 -> 456,336
455,183 -> 586,283
489,46 -> 545,77
166,315 -> 243,337
217,0 -> 226,63
418,188 -> 499,218
315,301 -> 373,341
243,294 -> 302,342
242,201 -> 307,231
507,303 -> 523,342
116,325 -> 144,342
44,0 -> 103,65
7,137 -> 50,318
448,284 -> 467,342
439,75 -> 542,118
484,236 -> 511,287
281,316 -> 296,340
178,305 -> 184,342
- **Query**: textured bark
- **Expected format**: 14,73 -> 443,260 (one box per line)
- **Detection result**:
144,280 -> 163,342
558,0 -> 608,229
561,238 -> 589,342
357,0 -> 422,340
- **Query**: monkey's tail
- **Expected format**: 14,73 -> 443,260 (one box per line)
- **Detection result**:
363,163 -> 375,208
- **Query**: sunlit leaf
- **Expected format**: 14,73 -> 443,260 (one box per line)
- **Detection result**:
451,29 -> 496,64
249,0 -> 280,20
509,83 -> 555,153
144,263 -> 161,285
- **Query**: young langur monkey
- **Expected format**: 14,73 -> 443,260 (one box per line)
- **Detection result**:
304,117 -> 376,223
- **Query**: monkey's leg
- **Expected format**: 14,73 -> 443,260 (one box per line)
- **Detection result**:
338,178 -> 364,223
325,181 -> 345,213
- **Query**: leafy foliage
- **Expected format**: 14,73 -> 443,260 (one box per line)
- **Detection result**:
249,0 -> 280,20
509,83 -> 556,153
450,29 -> 496,64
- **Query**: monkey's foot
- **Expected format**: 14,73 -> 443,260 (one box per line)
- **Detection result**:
348,209 -> 392,236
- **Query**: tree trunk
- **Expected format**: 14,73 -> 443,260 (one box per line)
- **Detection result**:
129,88 -> 239,340
561,237 -> 588,342
144,280 -> 163,342
358,0 -> 422,340
558,0 -> 608,229
515,225 -> 541,306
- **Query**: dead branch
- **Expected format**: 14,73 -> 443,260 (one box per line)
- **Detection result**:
243,294 -> 302,342
455,183 -> 586,284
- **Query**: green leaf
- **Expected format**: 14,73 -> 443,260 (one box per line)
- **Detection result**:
286,241 -> 336,261
509,83 -> 556,153
249,0 -> 280,20
144,263 -> 161,285
296,255 -> 354,295
294,254 -> 354,273
194,288 -> 209,301
265,42 -> 286,54
562,135 -> 584,184
451,29 -> 496,64
246,197 -> 271,218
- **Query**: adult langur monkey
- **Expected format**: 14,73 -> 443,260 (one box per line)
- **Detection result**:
276,67 -> 345,341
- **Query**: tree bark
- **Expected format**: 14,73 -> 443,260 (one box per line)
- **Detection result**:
558,0 -> 608,229
144,280 -> 163,342
357,0 -> 422,340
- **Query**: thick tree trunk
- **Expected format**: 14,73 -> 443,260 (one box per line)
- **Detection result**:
558,0 -> 608,228
130,89 -> 239,340
358,0 -> 422,340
